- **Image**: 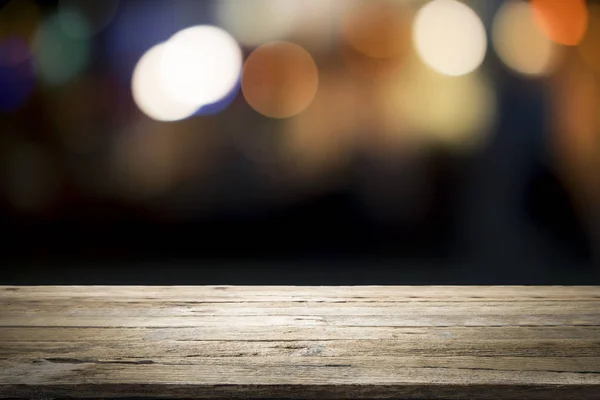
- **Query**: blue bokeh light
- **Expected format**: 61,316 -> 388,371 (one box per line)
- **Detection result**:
194,76 -> 241,116
105,0 -> 215,84
0,37 -> 36,112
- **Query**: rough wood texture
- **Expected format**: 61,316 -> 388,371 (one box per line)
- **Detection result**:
0,286 -> 599,399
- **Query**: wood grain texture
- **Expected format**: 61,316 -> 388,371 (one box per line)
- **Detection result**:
0,286 -> 599,399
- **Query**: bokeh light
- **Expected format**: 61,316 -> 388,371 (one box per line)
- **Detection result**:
384,59 -> 496,151
342,1 -> 411,60
194,79 -> 241,116
216,0 -> 360,50
32,11 -> 91,86
413,0 -> 487,76
578,4 -> 600,74
109,117 -> 211,200
531,0 -> 589,47
553,59 -> 599,170
104,0 -> 178,84
216,0 -> 298,47
0,38 -> 36,112
492,0 -> 560,77
284,70 -> 362,179
131,43 -> 198,122
551,57 -> 600,207
341,1 -> 411,79
242,42 -> 319,119
342,45 -> 409,80
289,0 -> 359,51
58,0 -> 119,37
104,0 -> 211,84
160,25 -> 242,109
110,119 -> 180,200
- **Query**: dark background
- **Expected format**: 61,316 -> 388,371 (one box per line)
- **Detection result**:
1,0 -> 599,285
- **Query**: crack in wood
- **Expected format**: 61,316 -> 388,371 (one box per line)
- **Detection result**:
44,358 -> 155,365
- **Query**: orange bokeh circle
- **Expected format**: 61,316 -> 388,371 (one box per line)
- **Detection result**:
342,1 -> 410,60
531,0 -> 589,46
242,42 -> 319,119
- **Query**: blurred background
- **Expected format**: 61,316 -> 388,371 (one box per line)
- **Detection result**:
1,0 -> 600,284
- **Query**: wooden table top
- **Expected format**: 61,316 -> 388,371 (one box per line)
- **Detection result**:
1,286 -> 599,399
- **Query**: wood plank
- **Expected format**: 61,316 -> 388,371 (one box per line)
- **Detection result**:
1,358 -> 599,399
3,339 -> 600,359
5,301 -> 599,316
2,356 -> 599,382
1,286 -> 599,399
3,326 -> 600,341
3,314 -> 599,327
2,285 -> 599,301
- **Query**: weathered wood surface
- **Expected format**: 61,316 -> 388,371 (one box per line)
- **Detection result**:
0,286 -> 599,399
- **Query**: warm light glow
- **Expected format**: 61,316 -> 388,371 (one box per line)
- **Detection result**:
413,0 -> 487,76
578,4 -> 600,73
553,60 -> 600,167
551,58 -> 600,204
242,42 -> 319,119
341,1 -> 411,79
385,59 -> 496,150
217,0 -> 359,50
342,45 -> 407,80
342,2 -> 410,60
492,0 -> 559,77
531,0 -> 589,46
284,70 -> 362,178
291,0 -> 360,51
110,119 -> 186,199
109,117 -> 217,201
216,0 -> 298,47
160,26 -> 242,109
131,43 -> 198,122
